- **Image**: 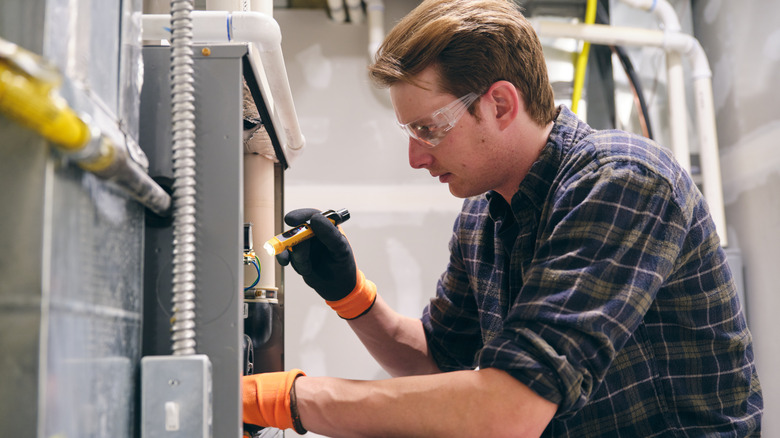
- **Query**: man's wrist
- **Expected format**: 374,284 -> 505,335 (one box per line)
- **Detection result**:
289,375 -> 307,434
325,270 -> 377,319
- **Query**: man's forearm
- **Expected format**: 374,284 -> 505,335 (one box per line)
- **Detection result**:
295,367 -> 557,437
347,294 -> 440,377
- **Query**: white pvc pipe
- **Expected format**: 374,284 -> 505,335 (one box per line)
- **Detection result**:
533,20 -> 728,246
693,76 -> 726,246
662,36 -> 726,244
535,20 -> 665,48
620,0 -> 681,32
238,0 -> 276,291
245,152 -> 277,290
665,52 -> 691,172
327,0 -> 347,23
618,0 -> 690,173
365,0 -> 385,60
142,11 -> 306,162
345,0 -> 364,24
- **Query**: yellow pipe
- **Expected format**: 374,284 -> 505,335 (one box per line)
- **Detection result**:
0,60 -> 90,150
0,38 -> 171,216
571,0 -> 598,115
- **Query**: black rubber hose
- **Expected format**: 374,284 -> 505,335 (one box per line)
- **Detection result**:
595,1 -> 655,140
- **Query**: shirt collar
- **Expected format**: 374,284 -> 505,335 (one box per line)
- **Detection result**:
510,105 -> 591,216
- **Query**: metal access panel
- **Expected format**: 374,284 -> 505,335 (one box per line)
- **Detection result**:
139,44 -> 246,438
0,0 -> 146,436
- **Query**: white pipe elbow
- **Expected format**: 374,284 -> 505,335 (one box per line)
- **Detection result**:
687,39 -> 712,80
663,31 -> 711,79
652,0 -> 682,32
618,0 -> 655,12
230,12 -> 282,51
619,0 -> 681,32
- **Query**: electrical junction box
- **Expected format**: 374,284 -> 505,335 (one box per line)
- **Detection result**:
141,355 -> 213,438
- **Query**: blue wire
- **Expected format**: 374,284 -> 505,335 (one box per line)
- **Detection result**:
244,259 -> 260,291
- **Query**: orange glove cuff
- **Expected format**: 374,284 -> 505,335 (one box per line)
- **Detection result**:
242,369 -> 305,430
326,270 -> 377,319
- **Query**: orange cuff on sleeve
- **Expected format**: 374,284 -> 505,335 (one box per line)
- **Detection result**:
242,369 -> 305,429
325,270 -> 377,320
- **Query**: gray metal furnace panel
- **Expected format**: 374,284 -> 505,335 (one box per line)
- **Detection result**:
43,0 -> 122,118
140,44 -> 246,438
120,0 -> 144,141
1,1 -> 146,436
0,118 -> 49,437
0,90 -> 145,438
0,0 -> 46,53
44,164 -> 145,437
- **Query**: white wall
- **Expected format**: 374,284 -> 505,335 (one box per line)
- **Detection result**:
692,1 -> 780,435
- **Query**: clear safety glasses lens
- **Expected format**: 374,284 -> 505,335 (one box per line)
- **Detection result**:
398,92 -> 480,147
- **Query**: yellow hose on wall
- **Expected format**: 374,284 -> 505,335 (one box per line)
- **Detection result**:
571,0 -> 598,115
0,42 -> 90,150
0,37 -> 171,216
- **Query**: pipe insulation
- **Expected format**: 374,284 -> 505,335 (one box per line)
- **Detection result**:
533,20 -> 727,246
238,0 -> 277,293
143,11 -> 306,164
245,152 -> 277,291
169,0 -> 199,356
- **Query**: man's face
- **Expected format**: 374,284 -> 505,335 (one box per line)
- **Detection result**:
390,67 -> 513,199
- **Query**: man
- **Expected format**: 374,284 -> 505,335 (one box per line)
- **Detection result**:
243,0 -> 763,435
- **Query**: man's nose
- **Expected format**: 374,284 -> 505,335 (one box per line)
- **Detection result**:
408,138 -> 434,169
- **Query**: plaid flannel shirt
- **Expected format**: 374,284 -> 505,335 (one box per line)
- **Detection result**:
421,106 -> 762,436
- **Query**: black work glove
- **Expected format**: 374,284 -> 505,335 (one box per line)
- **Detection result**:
276,208 -> 357,302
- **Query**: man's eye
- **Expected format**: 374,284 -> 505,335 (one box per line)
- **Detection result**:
412,123 -> 440,137
413,124 -> 433,135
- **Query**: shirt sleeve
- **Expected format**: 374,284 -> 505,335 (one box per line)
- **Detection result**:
422,208 -> 484,372
479,156 -> 689,417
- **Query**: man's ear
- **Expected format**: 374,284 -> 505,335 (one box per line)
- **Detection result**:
485,81 -> 520,130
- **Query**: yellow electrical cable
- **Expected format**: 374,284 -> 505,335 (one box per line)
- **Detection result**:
0,50 -> 90,150
571,0 -> 598,115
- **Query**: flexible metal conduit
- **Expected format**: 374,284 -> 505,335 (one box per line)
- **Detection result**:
169,0 -> 198,356
532,20 -> 727,247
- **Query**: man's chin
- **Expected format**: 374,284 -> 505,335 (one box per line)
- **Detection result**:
447,184 -> 479,199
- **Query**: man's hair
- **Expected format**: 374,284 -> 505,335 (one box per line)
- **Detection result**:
368,0 -> 557,126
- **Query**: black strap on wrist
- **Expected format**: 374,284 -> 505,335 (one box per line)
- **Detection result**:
289,374 -> 307,435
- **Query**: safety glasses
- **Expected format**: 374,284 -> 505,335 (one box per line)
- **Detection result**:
397,92 -> 480,147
